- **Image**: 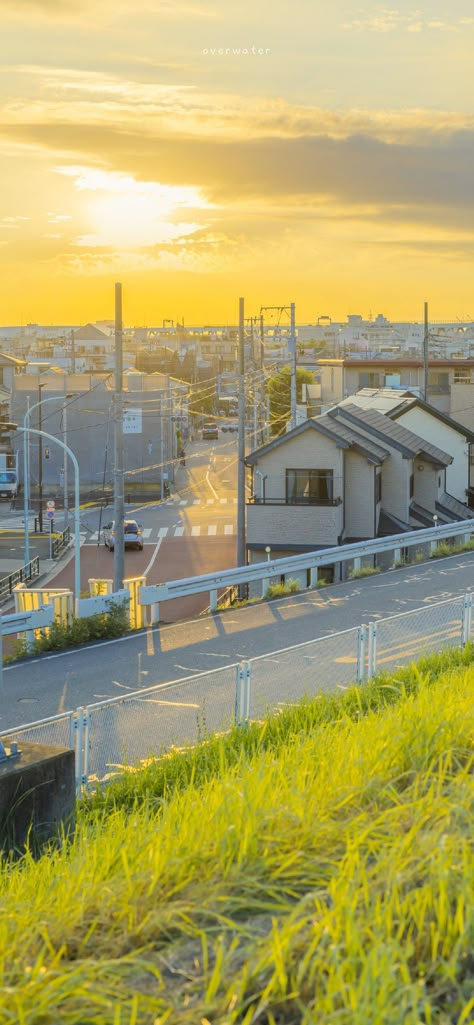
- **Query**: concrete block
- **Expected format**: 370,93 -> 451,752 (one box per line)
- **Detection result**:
0,742 -> 76,857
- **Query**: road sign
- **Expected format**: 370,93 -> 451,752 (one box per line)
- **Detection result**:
46,510 -> 55,520
46,499 -> 56,509
123,408 -> 142,434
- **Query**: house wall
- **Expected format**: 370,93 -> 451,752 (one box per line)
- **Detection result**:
246,503 -> 343,548
449,384 -> 474,432
396,407 -> 467,503
344,451 -> 376,538
254,430 -> 344,500
412,461 -> 439,509
319,364 -> 345,406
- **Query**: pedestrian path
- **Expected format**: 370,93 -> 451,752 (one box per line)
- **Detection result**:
82,523 -> 235,544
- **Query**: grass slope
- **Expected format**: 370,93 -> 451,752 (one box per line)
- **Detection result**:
0,656 -> 473,1024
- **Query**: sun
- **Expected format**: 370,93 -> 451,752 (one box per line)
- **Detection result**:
56,166 -> 212,247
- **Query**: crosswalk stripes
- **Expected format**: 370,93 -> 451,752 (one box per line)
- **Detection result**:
82,523 -> 235,542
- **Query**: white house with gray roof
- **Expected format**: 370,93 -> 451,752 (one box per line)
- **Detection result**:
337,388 -> 474,512
245,400 -> 461,565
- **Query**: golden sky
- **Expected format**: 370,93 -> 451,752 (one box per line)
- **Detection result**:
0,0 -> 473,326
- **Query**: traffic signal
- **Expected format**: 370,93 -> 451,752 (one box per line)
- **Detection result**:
44,447 -> 50,459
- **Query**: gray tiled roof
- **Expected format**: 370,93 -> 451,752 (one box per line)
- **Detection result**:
330,403 -> 452,466
245,412 -> 389,465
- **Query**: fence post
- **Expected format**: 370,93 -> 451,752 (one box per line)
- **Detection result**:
367,621 -> 377,680
356,624 -> 367,683
209,588 -> 218,612
235,660 -> 251,726
461,592 -> 472,647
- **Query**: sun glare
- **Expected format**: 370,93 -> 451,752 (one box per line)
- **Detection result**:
56,166 -> 212,247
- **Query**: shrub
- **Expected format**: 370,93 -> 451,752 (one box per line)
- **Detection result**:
265,578 -> 300,599
12,600 -> 129,659
348,566 -> 381,580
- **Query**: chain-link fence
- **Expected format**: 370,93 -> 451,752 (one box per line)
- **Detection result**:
83,664 -> 240,785
1,711 -> 76,751
248,627 -> 362,721
3,595 -> 472,792
372,597 -> 468,676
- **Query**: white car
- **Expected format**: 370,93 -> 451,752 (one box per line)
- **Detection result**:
102,519 -> 144,551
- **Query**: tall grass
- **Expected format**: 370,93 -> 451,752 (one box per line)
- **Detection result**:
0,653 -> 472,1023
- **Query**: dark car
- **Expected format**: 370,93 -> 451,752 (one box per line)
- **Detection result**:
202,423 -> 218,439
221,422 -> 238,433
102,519 -> 144,551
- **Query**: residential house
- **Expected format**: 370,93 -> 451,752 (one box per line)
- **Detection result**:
337,389 -> 474,511
316,356 -> 474,432
245,403 -> 460,573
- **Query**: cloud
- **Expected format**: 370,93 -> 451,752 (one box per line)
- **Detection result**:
341,8 -> 470,33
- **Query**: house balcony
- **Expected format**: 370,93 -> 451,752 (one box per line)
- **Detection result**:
246,495 -> 344,550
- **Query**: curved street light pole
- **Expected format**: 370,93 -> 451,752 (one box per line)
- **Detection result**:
18,427 -> 81,615
23,395 -> 72,566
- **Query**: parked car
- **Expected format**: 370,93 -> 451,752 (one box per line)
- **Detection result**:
202,423 -> 219,439
102,519 -> 144,551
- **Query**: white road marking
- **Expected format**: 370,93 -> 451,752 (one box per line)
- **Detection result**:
174,525 -> 185,536
208,525 -> 217,536
191,526 -> 201,536
224,524 -> 233,535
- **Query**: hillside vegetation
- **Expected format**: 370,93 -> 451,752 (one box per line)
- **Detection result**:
0,650 -> 473,1024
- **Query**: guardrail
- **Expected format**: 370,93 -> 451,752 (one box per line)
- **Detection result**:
139,519 -> 474,620
0,556 -> 40,607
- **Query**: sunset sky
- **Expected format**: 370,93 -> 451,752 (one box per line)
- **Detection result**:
0,0 -> 473,326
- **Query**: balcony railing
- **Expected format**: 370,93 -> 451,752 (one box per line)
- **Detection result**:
249,495 -> 342,507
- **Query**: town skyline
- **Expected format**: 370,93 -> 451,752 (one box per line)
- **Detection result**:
1,1 -> 473,325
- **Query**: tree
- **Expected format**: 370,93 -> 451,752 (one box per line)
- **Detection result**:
266,366 -> 315,437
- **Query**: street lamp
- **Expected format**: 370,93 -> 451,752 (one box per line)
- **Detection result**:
18,426 -> 81,615
23,393 -> 76,565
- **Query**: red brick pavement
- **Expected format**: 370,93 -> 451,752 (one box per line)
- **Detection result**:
41,536 -> 237,622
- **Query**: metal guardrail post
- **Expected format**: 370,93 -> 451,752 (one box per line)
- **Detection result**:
461,593 -> 472,647
367,622 -> 377,680
235,661 -> 251,726
210,588 -> 218,612
356,624 -> 367,683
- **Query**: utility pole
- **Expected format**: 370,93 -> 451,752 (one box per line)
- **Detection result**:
237,297 -> 246,572
63,399 -> 69,529
423,301 -> 429,402
38,381 -> 44,532
113,282 -> 125,592
290,301 -> 297,429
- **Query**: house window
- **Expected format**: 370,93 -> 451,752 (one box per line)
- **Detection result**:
375,472 -> 382,504
453,369 -> 473,384
359,372 -> 381,389
286,468 -> 334,504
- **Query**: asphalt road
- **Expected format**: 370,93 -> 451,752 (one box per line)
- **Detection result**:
2,549 -> 473,732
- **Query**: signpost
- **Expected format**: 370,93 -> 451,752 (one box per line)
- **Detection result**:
46,500 -> 55,557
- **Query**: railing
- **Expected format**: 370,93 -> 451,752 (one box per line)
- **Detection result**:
2,592 -> 472,792
51,526 -> 71,559
249,496 -> 343,506
0,557 -> 40,606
